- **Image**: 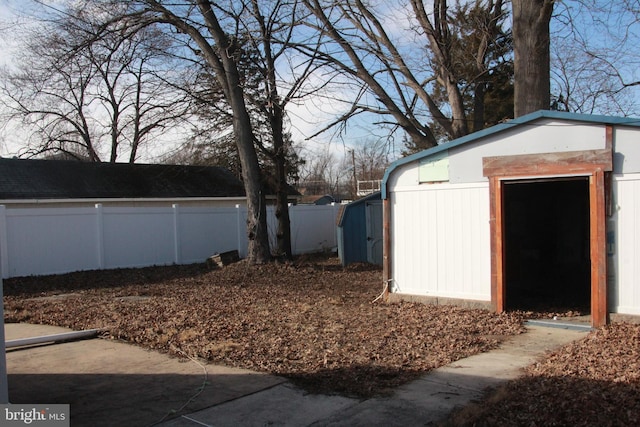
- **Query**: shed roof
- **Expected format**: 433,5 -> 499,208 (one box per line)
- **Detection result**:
337,191 -> 381,227
0,158 -> 247,200
382,110 -> 640,199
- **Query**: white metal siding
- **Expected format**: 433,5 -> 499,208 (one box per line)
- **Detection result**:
611,174 -> 640,314
612,127 -> 640,174
449,120 -> 607,183
390,182 -> 491,300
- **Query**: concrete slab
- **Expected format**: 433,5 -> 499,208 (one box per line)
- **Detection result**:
161,383 -> 359,427
308,325 -> 588,427
4,323 -> 587,427
157,325 -> 587,427
5,323 -> 285,427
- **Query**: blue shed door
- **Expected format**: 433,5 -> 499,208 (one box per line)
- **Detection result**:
366,200 -> 383,265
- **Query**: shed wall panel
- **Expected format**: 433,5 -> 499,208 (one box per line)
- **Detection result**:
387,161 -> 420,190
611,174 -> 640,314
388,120 -> 610,189
612,127 -> 640,174
449,121 -> 606,183
390,182 -> 490,300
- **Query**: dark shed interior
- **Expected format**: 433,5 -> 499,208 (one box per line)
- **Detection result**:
503,178 -> 591,312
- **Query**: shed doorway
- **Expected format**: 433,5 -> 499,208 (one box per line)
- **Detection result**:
503,178 -> 591,313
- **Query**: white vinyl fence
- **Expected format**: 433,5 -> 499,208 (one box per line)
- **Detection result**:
0,203 -> 341,278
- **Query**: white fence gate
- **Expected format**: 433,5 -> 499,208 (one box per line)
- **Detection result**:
0,203 -> 341,278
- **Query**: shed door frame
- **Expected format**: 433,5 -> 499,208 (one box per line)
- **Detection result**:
483,127 -> 613,328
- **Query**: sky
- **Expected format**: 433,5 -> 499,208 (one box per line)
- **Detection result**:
0,0 -> 396,166
0,1 -> 360,165
1,1 -> 639,166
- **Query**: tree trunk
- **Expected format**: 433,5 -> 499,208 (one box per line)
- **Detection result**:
249,0 -> 293,261
473,82 -> 486,132
512,0 -> 554,117
233,100 -> 271,264
192,1 -> 271,264
270,109 -> 293,260
107,1 -> 271,263
274,153 -> 293,260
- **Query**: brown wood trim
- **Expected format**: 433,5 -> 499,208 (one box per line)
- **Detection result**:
605,124 -> 613,151
605,125 -> 614,217
590,170 -> 609,327
483,149 -> 613,177
382,197 -> 392,300
489,176 -> 505,312
485,141 -> 612,325
490,173 -> 608,324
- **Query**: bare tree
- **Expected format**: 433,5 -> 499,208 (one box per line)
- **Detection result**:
2,0 -> 277,262
243,0 -> 324,259
132,0 -> 272,263
0,3 -> 191,162
297,146 -> 350,199
149,0 -> 317,260
300,0 -> 510,148
353,139 -> 390,183
1,26 -> 101,160
550,1 -> 640,116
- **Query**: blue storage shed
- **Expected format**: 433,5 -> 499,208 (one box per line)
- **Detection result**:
337,192 -> 383,266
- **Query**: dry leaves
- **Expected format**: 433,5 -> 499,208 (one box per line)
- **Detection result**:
6,254 -> 639,422
3,254 -> 524,397
447,322 -> 640,426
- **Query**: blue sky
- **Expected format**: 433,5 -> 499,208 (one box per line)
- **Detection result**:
1,1 -> 639,164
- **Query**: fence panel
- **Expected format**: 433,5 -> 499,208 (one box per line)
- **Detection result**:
177,206 -> 239,264
2,207 -> 98,277
235,205 -> 249,259
0,203 -> 341,278
101,207 -> 176,269
290,204 -> 341,254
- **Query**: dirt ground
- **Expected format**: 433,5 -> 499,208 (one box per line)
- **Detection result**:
3,254 -> 640,425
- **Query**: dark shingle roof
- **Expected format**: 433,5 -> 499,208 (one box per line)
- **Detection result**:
0,158 -> 247,199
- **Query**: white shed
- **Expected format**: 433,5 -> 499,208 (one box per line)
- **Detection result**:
382,110 -> 640,327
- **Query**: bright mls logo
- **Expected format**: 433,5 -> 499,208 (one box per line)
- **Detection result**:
1,405 -> 69,426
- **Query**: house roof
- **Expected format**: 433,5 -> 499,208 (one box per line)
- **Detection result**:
382,110 -> 640,198
0,158 -> 248,200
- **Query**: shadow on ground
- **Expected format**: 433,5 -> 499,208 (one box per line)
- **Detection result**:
8,371 -> 283,427
284,364 -> 426,398
3,263 -> 210,296
446,375 -> 640,426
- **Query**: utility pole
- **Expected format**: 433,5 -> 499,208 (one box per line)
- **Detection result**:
350,149 -> 357,199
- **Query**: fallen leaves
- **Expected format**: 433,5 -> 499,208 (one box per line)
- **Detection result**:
3,254 -> 524,397
6,254 -> 639,422
447,322 -> 640,426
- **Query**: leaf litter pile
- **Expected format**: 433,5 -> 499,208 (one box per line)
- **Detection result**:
446,322 -> 640,426
4,254 -> 640,425
3,254 -> 524,397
